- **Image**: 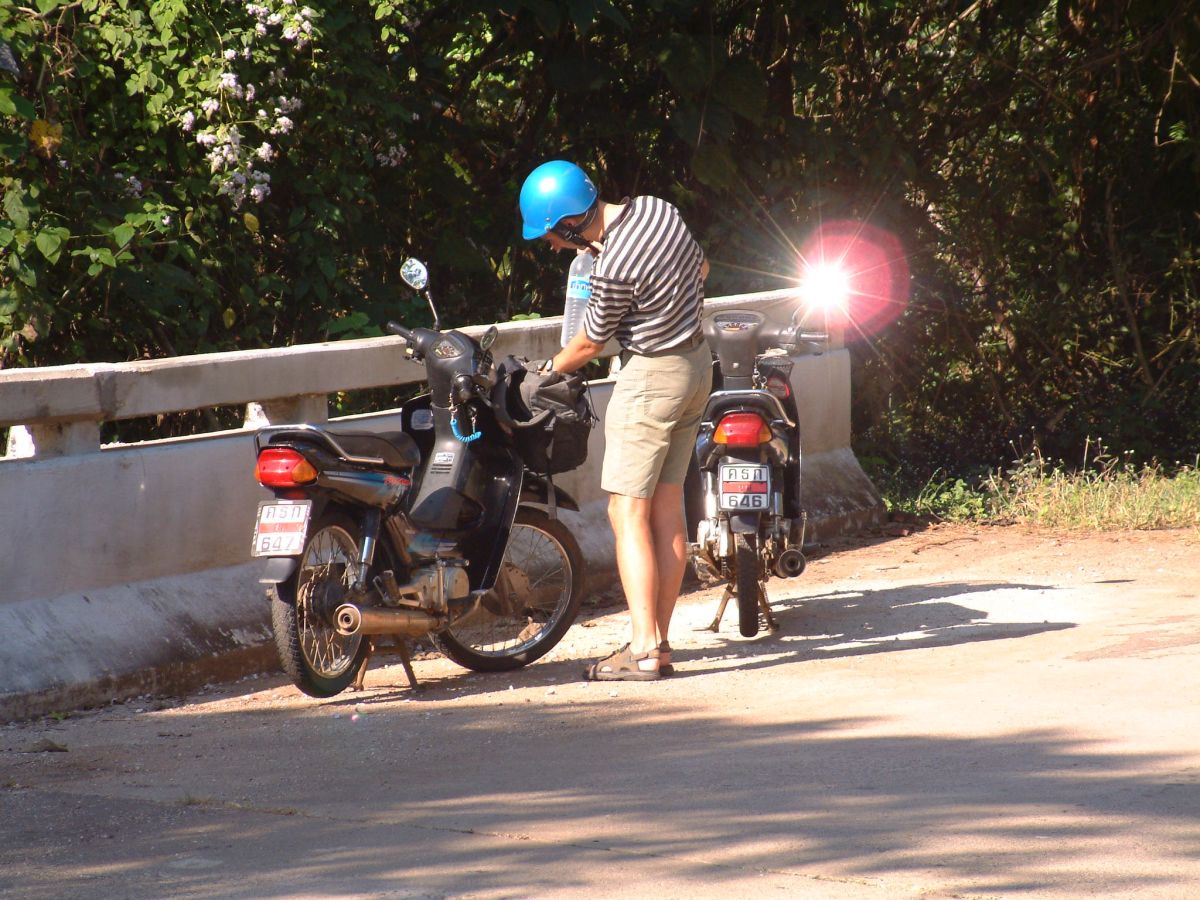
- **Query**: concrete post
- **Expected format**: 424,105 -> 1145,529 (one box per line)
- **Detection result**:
4,421 -> 101,458
243,394 -> 329,428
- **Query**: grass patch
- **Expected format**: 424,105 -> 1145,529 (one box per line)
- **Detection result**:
986,447 -> 1200,530
864,445 -> 1200,530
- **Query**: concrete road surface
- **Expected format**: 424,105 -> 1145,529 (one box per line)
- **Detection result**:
2,525 -> 1198,899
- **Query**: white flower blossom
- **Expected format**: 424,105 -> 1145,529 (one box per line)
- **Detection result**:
224,48 -> 238,60
117,173 -> 144,197
201,97 -> 220,116
196,131 -> 218,146
255,22 -> 267,35
283,24 -> 298,40
256,142 -> 275,161
300,6 -> 315,18
245,83 -> 256,101
270,115 -> 294,135
376,144 -> 408,167
161,214 -> 172,226
267,12 -> 282,25
181,110 -> 196,131
220,72 -> 239,90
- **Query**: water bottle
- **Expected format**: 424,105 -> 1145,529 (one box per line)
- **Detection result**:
560,251 -> 594,346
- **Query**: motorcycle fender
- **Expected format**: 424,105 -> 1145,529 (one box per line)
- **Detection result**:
258,556 -> 298,586
728,512 -> 761,534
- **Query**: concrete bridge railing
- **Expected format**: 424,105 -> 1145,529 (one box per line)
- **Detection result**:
0,290 -> 882,721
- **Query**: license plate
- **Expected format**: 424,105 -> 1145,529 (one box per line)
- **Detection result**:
719,464 -> 770,511
251,500 -> 312,557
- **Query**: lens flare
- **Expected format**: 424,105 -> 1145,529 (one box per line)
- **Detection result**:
800,262 -> 852,313
796,220 -> 910,338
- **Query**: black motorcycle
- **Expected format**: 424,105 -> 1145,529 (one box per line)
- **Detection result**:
251,258 -> 588,697
688,309 -> 828,637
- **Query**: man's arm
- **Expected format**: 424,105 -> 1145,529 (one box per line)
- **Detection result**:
550,329 -> 607,374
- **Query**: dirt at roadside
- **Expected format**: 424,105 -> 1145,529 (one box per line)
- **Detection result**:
803,521 -> 1197,588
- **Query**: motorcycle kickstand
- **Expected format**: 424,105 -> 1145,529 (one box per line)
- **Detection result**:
757,584 -> 779,632
349,637 -> 421,691
701,586 -> 734,633
394,637 -> 420,690
350,638 -> 375,692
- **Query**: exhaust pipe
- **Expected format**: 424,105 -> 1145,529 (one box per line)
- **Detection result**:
773,548 -> 806,579
335,603 -> 440,637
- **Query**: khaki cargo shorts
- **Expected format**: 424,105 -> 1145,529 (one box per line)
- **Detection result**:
601,339 -> 713,498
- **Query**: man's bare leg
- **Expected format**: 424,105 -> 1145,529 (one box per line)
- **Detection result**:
649,482 -> 687,651
608,492 -> 660,659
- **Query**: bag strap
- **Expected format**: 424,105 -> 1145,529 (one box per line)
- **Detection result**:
544,471 -> 557,520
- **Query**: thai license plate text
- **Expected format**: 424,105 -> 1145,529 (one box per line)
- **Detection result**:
719,464 -> 770,511
252,500 -> 312,557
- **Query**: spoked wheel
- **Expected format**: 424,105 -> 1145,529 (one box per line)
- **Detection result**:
271,512 -> 370,697
434,508 -> 584,672
734,532 -> 762,637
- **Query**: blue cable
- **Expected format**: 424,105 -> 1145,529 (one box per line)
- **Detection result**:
451,410 -> 481,443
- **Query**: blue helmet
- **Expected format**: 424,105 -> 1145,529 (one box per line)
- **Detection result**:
519,160 -> 598,240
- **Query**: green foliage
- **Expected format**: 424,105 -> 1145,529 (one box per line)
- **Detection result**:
0,1 -> 1197,469
985,447 -> 1200,531
860,456 -> 989,522
867,444 -> 1200,531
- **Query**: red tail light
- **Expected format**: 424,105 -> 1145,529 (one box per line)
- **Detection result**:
255,447 -> 318,487
714,412 -> 771,447
765,373 -> 791,399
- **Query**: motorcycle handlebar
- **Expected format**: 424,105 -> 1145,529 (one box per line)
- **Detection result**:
386,321 -> 415,342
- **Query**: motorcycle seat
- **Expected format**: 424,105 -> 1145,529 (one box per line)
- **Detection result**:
267,427 -> 420,470
325,430 -> 421,470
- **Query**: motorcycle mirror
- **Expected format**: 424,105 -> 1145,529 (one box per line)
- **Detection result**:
400,258 -> 429,291
400,257 -> 442,331
480,325 -> 498,351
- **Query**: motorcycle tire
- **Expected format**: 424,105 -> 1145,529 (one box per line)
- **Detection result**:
271,511 -> 373,698
734,532 -> 761,638
434,507 -> 584,672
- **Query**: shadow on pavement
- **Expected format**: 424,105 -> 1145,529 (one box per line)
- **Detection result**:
354,579 -> 1071,699
2,693 -> 1192,898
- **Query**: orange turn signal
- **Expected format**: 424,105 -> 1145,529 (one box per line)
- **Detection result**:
713,413 -> 771,447
255,448 -> 318,487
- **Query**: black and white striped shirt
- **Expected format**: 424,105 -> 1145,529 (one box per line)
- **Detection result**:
582,196 -> 706,354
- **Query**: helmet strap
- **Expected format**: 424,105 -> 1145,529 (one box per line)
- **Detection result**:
551,202 -> 602,252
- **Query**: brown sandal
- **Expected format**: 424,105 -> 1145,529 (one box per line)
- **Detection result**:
658,640 -> 675,677
583,644 -> 661,682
